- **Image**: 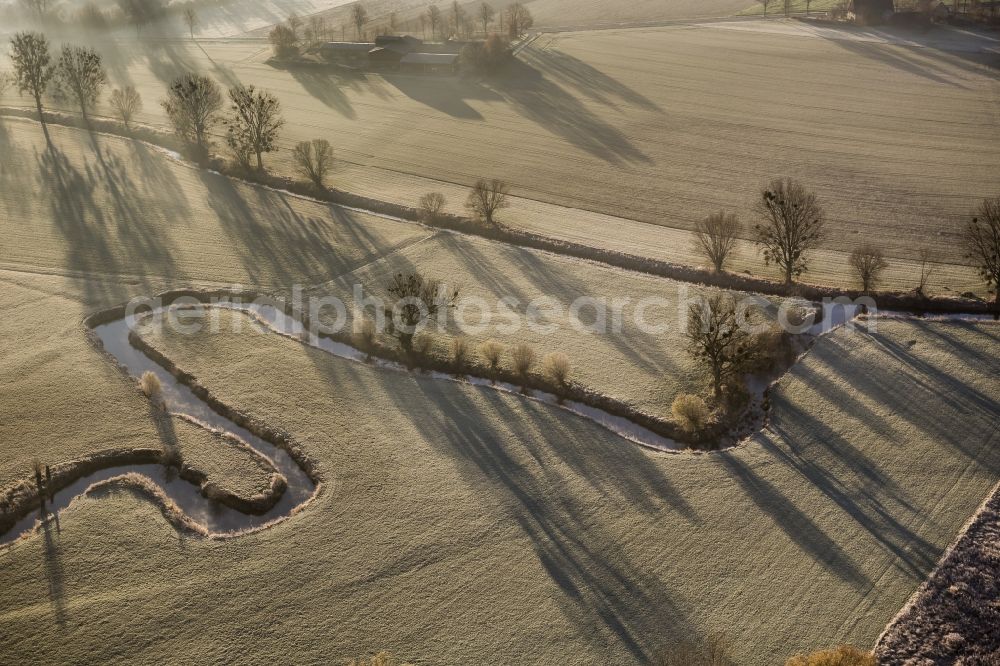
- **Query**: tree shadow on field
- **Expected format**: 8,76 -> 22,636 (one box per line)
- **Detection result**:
34,135 -> 180,301
383,74 -> 504,120
756,321 -> 1000,582
841,325 -> 1000,468
519,46 -> 662,113
369,369 -> 700,661
510,245 -> 684,378
821,33 -> 974,88
42,518 -> 68,628
719,451 -> 873,590
765,401 -> 939,581
284,67 -> 358,119
490,57 -> 651,166
198,169 -> 402,286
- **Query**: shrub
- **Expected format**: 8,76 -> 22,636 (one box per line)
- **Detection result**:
352,317 -> 377,352
745,325 -> 795,375
671,394 -> 710,433
542,352 -> 571,388
384,273 -> 460,350
451,335 -> 471,371
511,344 -> 535,388
784,646 -> 876,666
418,192 -> 446,222
480,339 -> 504,381
140,371 -> 162,399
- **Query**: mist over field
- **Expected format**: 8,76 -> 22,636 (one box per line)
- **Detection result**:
1,0 -> 999,664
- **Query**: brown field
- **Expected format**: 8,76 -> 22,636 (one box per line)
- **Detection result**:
1,297 -> 997,664
1,8 -> 999,663
2,18 -> 995,293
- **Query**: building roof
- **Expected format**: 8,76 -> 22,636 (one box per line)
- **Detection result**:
368,46 -> 407,60
321,42 -> 376,52
375,35 -> 423,46
401,53 -> 460,65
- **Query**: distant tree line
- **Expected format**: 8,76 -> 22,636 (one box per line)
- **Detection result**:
688,177 -> 1000,306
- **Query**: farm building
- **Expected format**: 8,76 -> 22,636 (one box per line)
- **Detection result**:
369,35 -> 426,70
401,52 -> 461,74
850,0 -> 895,24
320,42 -> 374,66
320,35 -> 463,74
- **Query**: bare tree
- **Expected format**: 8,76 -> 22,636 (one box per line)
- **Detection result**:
419,12 -> 428,38
119,0 -> 164,36
183,7 -> 198,39
686,292 -> 760,398
805,0 -> 814,13
783,0 -> 793,16
479,2 -> 495,36
292,139 -> 334,190
352,3 -> 369,40
307,16 -> 330,47
694,211 -> 741,272
916,248 -> 935,297
506,2 -> 533,39
428,5 -> 442,40
964,196 -> 1000,308
161,72 -> 223,154
849,244 -> 888,294
52,45 -> 107,124
757,0 -> 773,15
753,178 -> 825,285
20,0 -> 50,21
269,24 -> 299,59
451,1 -> 464,37
384,272 -> 460,350
225,84 -> 283,171
9,32 -> 54,129
466,178 -> 510,225
0,71 -> 12,99
287,12 -> 302,37
419,192 -> 447,221
109,86 -> 143,130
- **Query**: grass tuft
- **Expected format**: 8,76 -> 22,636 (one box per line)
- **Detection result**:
785,646 -> 876,666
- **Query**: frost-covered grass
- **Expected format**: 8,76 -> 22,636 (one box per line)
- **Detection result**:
4,308 -> 989,664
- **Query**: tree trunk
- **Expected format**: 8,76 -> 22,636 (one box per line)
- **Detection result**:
256,151 -> 263,172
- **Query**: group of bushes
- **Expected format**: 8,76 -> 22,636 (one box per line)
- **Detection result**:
352,316 -> 573,395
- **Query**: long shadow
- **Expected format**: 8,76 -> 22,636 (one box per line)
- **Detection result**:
41,518 -> 68,628
490,56 -> 652,166
281,65 -> 358,119
765,402 -> 939,580
820,28 -> 987,87
198,168 -> 411,286
850,326 -> 1000,465
719,451 -> 873,590
33,131 -> 183,304
509,244 -> 683,377
277,330 -> 702,660
382,74 -> 505,120
376,373 -> 698,659
521,46 -> 663,113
